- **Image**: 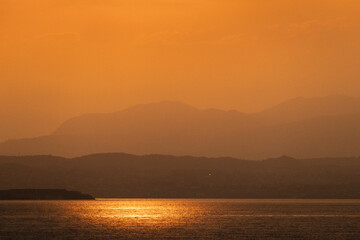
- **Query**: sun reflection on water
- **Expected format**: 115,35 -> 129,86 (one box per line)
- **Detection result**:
2,199 -> 360,239
74,199 -> 199,229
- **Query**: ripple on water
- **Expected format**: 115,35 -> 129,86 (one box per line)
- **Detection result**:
0,199 -> 360,239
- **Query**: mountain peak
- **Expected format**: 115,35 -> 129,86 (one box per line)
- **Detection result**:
254,94 -> 360,125
122,101 -> 199,115
278,94 -> 357,107
264,155 -> 301,166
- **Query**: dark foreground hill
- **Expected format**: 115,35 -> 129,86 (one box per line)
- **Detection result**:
0,189 -> 94,200
1,153 -> 360,198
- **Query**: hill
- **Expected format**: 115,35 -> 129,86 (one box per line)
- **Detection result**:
0,189 -> 94,200
1,95 -> 360,159
1,153 -> 360,198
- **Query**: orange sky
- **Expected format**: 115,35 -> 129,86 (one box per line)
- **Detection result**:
1,0 -> 360,141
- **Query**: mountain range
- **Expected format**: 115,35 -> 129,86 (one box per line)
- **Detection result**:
1,95 -> 360,159
1,153 -> 360,198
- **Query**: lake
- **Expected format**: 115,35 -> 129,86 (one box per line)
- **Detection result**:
1,199 -> 360,239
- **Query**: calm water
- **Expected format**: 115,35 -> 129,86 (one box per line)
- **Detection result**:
1,199 -> 360,239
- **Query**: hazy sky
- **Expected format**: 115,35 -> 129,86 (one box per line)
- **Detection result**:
1,0 -> 360,141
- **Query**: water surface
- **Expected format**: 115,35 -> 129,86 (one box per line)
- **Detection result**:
1,199 -> 360,239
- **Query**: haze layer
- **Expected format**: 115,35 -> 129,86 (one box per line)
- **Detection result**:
1,0 -> 360,142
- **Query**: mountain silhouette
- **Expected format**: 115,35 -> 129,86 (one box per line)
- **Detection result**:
1,95 -> 360,159
253,95 -> 360,125
1,153 -> 360,198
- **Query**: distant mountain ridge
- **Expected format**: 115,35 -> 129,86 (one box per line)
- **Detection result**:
1,95 -> 360,159
254,95 -> 360,125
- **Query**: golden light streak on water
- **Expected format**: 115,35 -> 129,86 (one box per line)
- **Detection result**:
1,199 -> 360,239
